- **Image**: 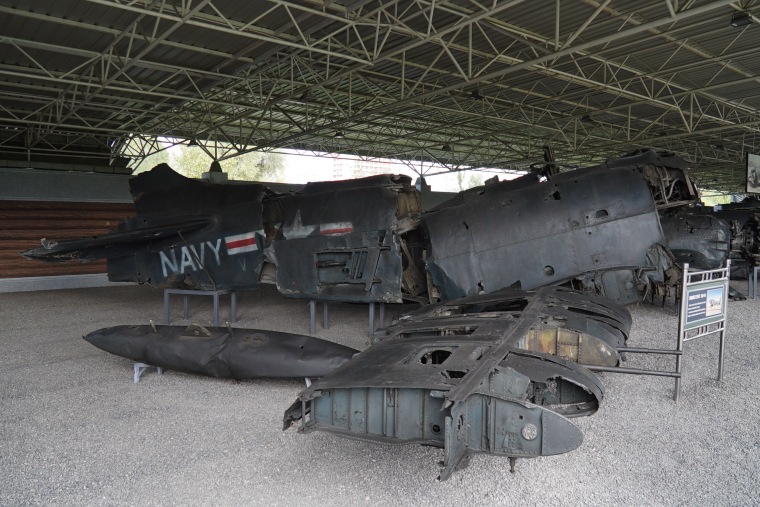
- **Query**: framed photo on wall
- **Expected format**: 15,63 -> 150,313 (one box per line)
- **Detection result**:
747,152 -> 760,193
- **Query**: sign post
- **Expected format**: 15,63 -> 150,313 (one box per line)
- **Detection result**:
675,260 -> 730,401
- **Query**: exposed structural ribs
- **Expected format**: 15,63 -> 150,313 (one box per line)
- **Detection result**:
284,286 -> 631,480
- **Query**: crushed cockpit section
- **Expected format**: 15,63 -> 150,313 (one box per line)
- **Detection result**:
284,286 -> 630,480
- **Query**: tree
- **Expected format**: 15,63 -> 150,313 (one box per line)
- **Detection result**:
226,151 -> 285,182
172,146 -> 216,178
131,142 -> 172,174
468,173 -> 484,188
456,170 -> 484,191
133,142 -> 287,182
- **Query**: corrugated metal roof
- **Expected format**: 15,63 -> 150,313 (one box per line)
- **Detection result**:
1,0 -> 759,191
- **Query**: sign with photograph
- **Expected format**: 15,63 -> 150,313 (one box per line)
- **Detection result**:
747,152 -> 760,193
685,286 -> 725,327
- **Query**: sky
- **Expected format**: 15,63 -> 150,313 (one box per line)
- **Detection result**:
281,149 -> 524,192
129,138 -> 526,192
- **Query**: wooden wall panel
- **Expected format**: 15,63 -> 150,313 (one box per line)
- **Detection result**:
0,201 -> 135,279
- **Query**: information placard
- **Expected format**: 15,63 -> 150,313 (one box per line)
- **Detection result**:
685,285 -> 725,327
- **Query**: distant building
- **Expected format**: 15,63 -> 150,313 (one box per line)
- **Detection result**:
333,156 -> 395,179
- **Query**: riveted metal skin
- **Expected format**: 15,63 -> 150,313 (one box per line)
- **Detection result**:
422,165 -> 666,306
285,287 -> 624,480
270,174 -> 423,303
23,150 -> 731,307
660,212 -> 730,270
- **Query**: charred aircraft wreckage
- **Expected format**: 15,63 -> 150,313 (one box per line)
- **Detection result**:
284,286 -> 630,480
22,149 -> 735,478
24,149 -> 729,304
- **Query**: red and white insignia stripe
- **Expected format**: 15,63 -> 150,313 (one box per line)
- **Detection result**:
320,221 -> 354,235
225,232 -> 258,255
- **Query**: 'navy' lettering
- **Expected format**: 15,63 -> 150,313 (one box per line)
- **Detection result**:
158,238 -> 224,277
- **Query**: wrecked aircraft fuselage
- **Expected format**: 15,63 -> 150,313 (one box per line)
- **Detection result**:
285,286 -> 629,480
422,165 -> 668,305
388,286 -> 631,369
268,149 -> 719,306
681,198 -> 760,280
420,149 -> 729,304
22,150 -> 735,480
269,174 -> 425,303
659,212 -> 730,270
22,150 -> 729,307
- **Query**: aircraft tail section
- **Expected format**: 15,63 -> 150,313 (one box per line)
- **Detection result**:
22,164 -> 268,290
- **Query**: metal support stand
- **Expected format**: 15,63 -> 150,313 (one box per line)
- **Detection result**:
369,302 -> 385,337
748,265 -> 760,299
163,289 -> 237,326
309,301 -> 330,336
309,300 -> 385,336
133,362 -> 164,383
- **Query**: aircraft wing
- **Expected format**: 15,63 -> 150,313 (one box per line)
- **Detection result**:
22,216 -> 214,263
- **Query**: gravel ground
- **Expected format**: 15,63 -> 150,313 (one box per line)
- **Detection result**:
1,283 -> 758,506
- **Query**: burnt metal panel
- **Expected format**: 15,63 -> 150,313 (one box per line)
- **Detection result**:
660,211 -> 730,269
271,174 -> 421,303
84,324 -> 358,379
590,150 -> 699,210
687,199 -> 760,279
390,286 -> 631,351
505,351 -> 603,418
423,166 -> 665,304
273,232 -> 403,301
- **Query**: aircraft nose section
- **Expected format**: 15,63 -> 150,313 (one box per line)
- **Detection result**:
439,396 -> 584,480
83,325 -> 148,358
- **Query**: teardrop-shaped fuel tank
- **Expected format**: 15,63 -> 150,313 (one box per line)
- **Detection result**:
84,324 -> 358,379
